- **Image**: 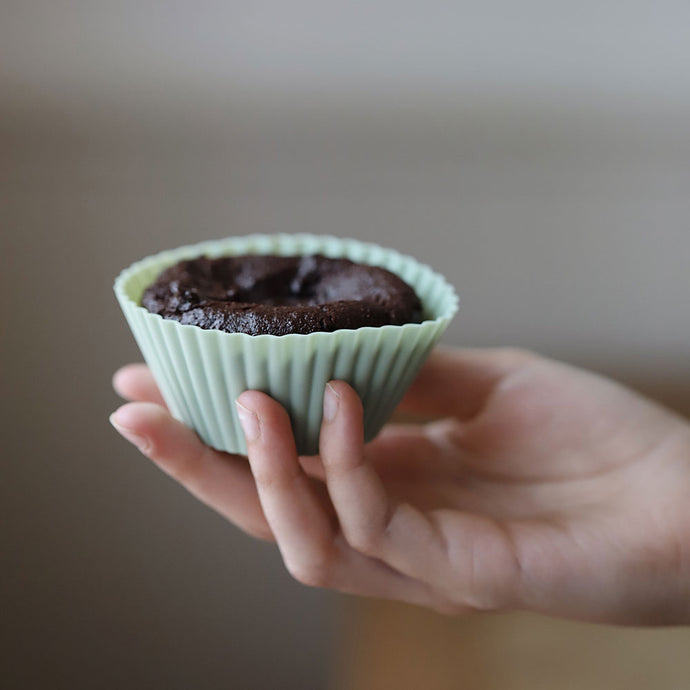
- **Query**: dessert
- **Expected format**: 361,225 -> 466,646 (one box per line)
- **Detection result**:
141,254 -> 424,336
114,235 -> 458,455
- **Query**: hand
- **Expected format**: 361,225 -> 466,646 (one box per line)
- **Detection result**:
110,348 -> 690,625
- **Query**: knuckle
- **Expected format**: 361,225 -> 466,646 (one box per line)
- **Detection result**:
285,556 -> 334,589
251,468 -> 277,490
345,527 -> 382,557
166,452 -> 202,486
345,503 -> 398,557
164,445 -> 214,487
253,464 -> 301,491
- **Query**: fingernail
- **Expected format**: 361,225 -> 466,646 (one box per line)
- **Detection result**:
323,382 -> 340,422
235,400 -> 260,441
109,413 -> 151,453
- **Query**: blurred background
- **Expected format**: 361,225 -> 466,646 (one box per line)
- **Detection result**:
2,1 -> 690,688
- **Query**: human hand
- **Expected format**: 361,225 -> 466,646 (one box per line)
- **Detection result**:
110,348 -> 690,625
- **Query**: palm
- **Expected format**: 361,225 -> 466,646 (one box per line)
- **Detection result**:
371,354 -> 678,518
361,352 -> 690,623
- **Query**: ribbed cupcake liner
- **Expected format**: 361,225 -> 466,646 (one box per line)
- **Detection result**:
114,234 -> 458,455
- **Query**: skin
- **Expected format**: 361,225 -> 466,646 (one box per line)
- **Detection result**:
110,347 -> 690,626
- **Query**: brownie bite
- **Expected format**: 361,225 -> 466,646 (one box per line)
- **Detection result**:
142,254 -> 424,336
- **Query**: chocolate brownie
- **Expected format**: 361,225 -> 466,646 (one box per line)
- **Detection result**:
141,254 -> 424,336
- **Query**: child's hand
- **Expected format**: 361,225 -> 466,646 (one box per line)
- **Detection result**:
111,348 -> 690,625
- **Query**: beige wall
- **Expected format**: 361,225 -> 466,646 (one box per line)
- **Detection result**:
2,3 -> 690,688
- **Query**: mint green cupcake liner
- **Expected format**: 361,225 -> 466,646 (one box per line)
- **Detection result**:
114,234 -> 458,455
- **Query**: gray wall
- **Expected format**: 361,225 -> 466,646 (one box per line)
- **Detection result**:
3,2 -> 690,688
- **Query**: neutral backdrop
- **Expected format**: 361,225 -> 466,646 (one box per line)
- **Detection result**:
2,2 -> 690,689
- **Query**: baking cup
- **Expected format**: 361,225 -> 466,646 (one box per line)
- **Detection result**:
114,234 -> 458,455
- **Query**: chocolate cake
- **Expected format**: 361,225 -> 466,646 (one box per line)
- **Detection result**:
141,254 -> 424,336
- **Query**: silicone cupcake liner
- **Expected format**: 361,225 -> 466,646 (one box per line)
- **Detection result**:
114,234 -> 458,455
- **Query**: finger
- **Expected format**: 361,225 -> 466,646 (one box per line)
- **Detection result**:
321,383 -> 522,611
396,346 -> 535,420
320,381 -> 449,580
113,364 -> 167,408
110,402 -> 271,541
236,391 -> 436,605
236,390 -> 342,584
